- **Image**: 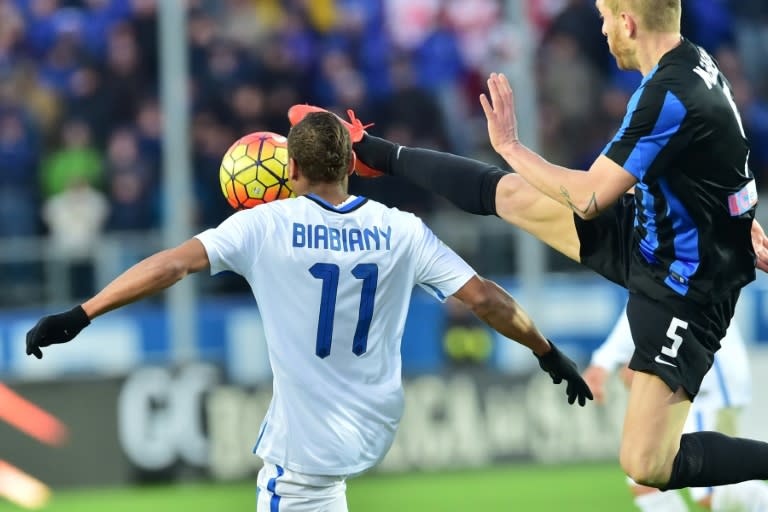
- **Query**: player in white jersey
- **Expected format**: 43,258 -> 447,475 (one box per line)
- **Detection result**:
25,112 -> 592,511
584,304 -> 768,512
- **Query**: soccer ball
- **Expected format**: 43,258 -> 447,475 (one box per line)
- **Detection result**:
219,131 -> 294,209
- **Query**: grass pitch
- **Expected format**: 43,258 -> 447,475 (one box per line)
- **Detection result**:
0,463 -> 699,511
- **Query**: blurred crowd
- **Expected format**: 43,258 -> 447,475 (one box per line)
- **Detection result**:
534,0 -> 768,177
0,0 -> 503,242
0,0 -> 767,301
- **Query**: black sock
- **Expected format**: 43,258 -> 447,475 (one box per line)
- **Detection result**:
353,135 -> 509,216
663,431 -> 768,490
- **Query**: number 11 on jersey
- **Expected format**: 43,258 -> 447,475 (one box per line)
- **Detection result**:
309,263 -> 379,358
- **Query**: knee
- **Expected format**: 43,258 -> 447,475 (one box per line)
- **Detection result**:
620,445 -> 674,489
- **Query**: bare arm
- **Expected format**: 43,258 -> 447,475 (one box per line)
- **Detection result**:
452,275 -> 551,355
82,238 -> 210,319
454,275 -> 593,406
480,73 -> 636,219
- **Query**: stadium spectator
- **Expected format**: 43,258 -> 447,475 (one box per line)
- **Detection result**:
728,0 -> 768,98
229,83 -> 268,135
0,0 -> 767,305
102,22 -> 145,127
192,109 -> 237,227
127,0 -> 157,82
542,0 -> 612,78
684,0 -> 734,54
104,127 -> 157,231
65,64 -> 111,146
212,0 -> 279,48
38,33 -> 81,95
0,0 -> 24,72
41,117 -> 102,198
134,96 -> 161,170
716,46 -> 768,186
79,0 -> 132,60
42,174 -> 109,299
21,0 -> 60,58
0,109 -> 39,238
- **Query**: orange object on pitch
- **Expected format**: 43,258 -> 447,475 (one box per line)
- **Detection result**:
0,460 -> 50,509
0,383 -> 68,446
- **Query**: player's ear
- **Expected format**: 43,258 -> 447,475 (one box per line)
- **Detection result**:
289,157 -> 301,181
621,12 -> 637,38
348,151 -> 356,176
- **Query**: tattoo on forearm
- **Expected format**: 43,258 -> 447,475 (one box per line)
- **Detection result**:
560,186 -> 600,216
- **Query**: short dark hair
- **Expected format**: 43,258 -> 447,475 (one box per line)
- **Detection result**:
287,112 -> 352,183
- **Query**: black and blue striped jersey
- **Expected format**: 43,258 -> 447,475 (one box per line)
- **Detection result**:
603,39 -> 756,305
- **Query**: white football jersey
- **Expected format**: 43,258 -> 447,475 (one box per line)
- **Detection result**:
592,305 -> 752,410
195,194 -> 475,476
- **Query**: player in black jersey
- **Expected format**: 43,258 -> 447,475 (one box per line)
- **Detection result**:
299,0 -> 768,495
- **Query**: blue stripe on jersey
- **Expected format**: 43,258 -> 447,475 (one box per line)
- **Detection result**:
268,465 -> 284,512
622,91 -> 687,180
602,86 -> 644,156
712,358 -> 732,407
641,64 -> 660,86
253,421 -> 268,453
636,185 -> 660,264
423,283 -> 446,301
307,193 -> 367,212
658,178 -> 700,295
602,65 -> 660,156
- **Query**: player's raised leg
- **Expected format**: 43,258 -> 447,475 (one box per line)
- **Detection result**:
354,133 -> 584,262
620,371 -> 768,497
287,104 -> 584,262
621,293 -> 768,491
494,173 -> 582,262
688,408 -> 768,511
619,372 -> 691,487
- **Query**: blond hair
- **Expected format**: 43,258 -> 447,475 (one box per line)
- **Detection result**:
604,0 -> 681,32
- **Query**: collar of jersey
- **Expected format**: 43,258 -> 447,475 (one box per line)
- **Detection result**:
642,37 -> 685,86
305,193 -> 368,213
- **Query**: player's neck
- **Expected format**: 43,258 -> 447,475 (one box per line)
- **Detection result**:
304,183 -> 350,206
637,33 -> 683,76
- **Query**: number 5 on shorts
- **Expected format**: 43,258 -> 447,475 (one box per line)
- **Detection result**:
662,317 -> 689,359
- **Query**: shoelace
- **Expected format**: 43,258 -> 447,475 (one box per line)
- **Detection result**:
346,109 -> 374,134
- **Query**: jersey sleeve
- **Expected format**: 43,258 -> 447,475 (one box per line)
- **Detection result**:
194,208 -> 268,277
590,306 -> 635,371
411,219 -> 476,302
602,84 -> 690,181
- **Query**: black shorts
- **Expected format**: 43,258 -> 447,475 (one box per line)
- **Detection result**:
573,194 -> 634,290
574,196 -> 738,398
625,291 -> 736,398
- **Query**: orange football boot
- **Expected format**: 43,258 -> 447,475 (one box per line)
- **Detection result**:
287,104 -> 384,177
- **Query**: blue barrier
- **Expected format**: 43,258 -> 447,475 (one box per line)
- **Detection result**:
2,274 -> 766,381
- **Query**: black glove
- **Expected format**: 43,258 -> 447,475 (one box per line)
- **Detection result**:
535,341 -> 594,406
26,306 -> 91,359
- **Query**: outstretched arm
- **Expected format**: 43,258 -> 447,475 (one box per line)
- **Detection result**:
480,73 -> 637,219
453,276 -> 593,406
82,238 -> 209,318
453,276 -> 550,355
26,239 -> 210,358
